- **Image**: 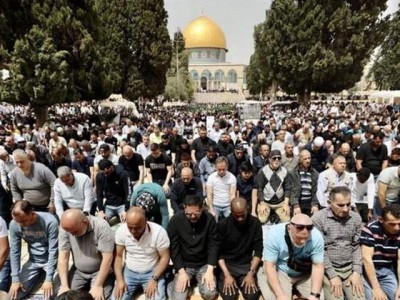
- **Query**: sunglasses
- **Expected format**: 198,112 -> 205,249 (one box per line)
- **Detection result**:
290,222 -> 314,231
271,156 -> 282,161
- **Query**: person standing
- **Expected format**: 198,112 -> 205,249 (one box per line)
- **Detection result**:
356,131 -> 388,177
289,149 -> 319,216
207,156 -> 237,220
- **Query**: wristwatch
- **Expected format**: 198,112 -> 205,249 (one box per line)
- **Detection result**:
310,292 -> 320,298
151,275 -> 159,282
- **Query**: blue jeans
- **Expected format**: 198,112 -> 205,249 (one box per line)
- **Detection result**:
14,260 -> 46,299
364,267 -> 397,300
105,204 -> 125,220
117,268 -> 165,300
214,205 -> 230,221
0,259 -> 10,292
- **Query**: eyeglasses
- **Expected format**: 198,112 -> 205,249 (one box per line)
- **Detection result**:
185,211 -> 201,218
290,223 -> 314,231
271,157 -> 281,161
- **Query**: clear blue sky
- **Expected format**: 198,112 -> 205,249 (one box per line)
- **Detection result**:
164,0 -> 398,65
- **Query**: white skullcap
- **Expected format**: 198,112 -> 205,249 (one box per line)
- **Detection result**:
313,136 -> 325,147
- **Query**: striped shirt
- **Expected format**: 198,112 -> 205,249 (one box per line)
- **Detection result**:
360,220 -> 400,268
299,171 -> 312,203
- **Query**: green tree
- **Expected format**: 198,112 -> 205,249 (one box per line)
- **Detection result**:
246,24 -> 274,96
96,0 -> 172,100
164,30 -> 193,101
0,0 -> 109,125
250,0 -> 388,103
369,10 -> 400,90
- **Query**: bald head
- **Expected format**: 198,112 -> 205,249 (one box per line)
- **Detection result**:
126,206 -> 146,222
230,197 -> 248,224
122,145 -> 134,157
339,143 -> 351,156
291,213 -> 312,226
181,167 -> 193,184
61,209 -> 87,236
231,197 -> 247,212
126,207 -> 147,239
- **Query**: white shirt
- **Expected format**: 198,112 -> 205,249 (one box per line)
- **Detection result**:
115,222 -> 169,273
207,171 -> 237,206
54,172 -> 95,219
317,168 -> 354,207
350,173 -> 375,209
137,143 -> 151,160
93,153 -> 119,168
377,166 -> 400,203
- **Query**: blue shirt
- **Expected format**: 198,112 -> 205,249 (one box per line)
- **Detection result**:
263,222 -> 324,277
10,212 -> 59,282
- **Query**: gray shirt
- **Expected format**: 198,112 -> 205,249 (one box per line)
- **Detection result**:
59,216 -> 115,273
10,162 -> 56,206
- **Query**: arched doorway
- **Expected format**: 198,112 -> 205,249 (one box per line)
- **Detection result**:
201,76 -> 207,90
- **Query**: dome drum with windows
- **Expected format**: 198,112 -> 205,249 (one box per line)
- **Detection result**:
183,15 -> 246,93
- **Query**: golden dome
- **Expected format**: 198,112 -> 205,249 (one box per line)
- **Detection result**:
183,16 -> 227,50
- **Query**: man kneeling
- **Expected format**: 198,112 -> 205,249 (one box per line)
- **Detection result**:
263,213 -> 324,300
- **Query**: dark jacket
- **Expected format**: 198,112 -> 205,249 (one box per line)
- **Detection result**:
167,210 -> 219,271
304,142 -> 329,173
217,214 -> 263,266
96,165 -> 130,211
289,165 -> 319,207
170,177 -> 203,213
227,152 -> 250,176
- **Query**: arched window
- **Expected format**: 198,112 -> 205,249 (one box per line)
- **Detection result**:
227,70 -> 237,83
215,70 -> 224,81
190,70 -> 199,81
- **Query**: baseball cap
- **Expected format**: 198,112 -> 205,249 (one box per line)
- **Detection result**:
270,150 -> 282,158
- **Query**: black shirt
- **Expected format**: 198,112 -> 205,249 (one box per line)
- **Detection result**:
96,165 -> 130,211
236,175 -> 256,205
356,141 -> 388,175
167,210 -> 219,271
170,178 -> 203,213
71,156 -> 94,177
191,137 -> 217,162
118,153 -> 144,182
218,214 -> 263,266
145,154 -> 172,184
